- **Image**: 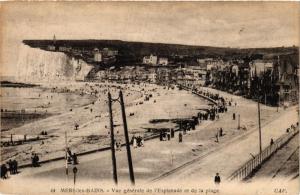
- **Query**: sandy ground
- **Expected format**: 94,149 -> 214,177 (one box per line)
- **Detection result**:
2,85 -> 298,191
1,82 -> 208,165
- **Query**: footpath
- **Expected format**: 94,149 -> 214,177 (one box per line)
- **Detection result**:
156,87 -> 298,182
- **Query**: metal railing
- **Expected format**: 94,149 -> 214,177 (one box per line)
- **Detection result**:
228,126 -> 299,181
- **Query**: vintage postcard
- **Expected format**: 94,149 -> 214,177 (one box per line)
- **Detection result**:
0,2 -> 299,195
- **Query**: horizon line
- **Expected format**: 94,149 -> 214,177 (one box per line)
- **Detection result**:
22,39 -> 300,50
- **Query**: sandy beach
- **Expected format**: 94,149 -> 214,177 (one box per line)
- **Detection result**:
1,82 -> 209,165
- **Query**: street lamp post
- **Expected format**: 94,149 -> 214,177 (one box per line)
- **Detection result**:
73,166 -> 78,186
257,100 -> 262,154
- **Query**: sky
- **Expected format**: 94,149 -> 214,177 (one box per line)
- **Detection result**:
1,2 -> 299,76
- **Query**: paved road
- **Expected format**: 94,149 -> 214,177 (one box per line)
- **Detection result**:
158,106 -> 298,182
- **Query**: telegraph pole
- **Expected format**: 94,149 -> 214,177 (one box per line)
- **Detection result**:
65,131 -> 68,176
108,92 -> 118,184
257,101 -> 262,153
119,91 -> 135,185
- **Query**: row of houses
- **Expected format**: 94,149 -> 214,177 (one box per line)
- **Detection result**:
91,65 -> 207,87
86,53 -> 298,106
204,56 -> 299,106
47,43 -> 118,64
118,55 -> 298,106
94,67 -> 157,83
46,36 -> 118,64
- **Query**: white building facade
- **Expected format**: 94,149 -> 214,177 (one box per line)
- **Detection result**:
158,57 -> 168,65
94,48 -> 102,62
143,54 -> 158,65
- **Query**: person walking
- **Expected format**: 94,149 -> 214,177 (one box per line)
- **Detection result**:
137,136 -> 142,147
171,129 -> 175,138
72,153 -> 78,165
33,153 -> 40,167
214,173 -> 221,184
162,132 -> 167,141
215,132 -> 219,143
1,164 -> 8,179
31,153 -> 35,167
179,132 -> 183,143
67,155 -> 72,164
12,159 -> 18,174
219,128 -> 223,137
133,137 -> 137,148
159,131 -> 163,141
167,133 -> 171,141
74,123 -> 79,130
7,160 -> 13,175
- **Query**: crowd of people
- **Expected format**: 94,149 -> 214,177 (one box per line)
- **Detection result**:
1,159 -> 19,179
67,148 -> 78,165
153,87 -> 230,145
131,135 -> 144,148
159,129 -> 175,141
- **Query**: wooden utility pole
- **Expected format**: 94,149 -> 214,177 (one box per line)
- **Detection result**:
119,91 -> 135,185
108,92 -> 118,184
238,114 -> 240,129
257,101 -> 262,153
65,131 -> 68,175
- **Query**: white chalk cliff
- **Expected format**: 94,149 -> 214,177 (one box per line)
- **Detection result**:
16,44 -> 93,82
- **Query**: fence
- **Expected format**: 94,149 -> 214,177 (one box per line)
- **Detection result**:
227,127 -> 299,181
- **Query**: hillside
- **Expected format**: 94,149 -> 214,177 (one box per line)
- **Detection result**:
23,40 -> 299,65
